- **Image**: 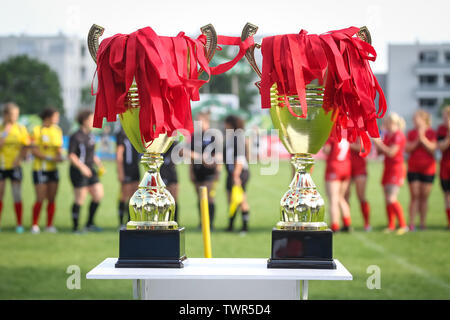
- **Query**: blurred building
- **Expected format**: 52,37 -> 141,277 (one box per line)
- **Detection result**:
0,34 -> 96,119
388,43 -> 450,125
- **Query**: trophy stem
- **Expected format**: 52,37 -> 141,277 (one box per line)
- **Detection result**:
276,153 -> 327,231
127,152 -> 177,230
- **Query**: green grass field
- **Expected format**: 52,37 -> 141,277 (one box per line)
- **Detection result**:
0,159 -> 449,299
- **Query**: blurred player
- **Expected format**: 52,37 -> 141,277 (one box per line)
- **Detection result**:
437,106 -> 450,229
116,127 -> 141,229
323,135 -> 352,232
30,108 -> 63,234
224,115 -> 251,233
189,111 -> 221,230
373,112 -> 408,235
160,142 -> 179,222
0,103 -> 30,233
405,110 -> 436,231
346,138 -> 371,231
68,110 -> 105,233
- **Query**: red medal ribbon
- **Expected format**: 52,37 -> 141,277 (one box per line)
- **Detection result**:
260,27 -> 387,156
93,27 -> 253,142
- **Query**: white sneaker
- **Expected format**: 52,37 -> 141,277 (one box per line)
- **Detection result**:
45,226 -> 57,233
31,225 -> 40,234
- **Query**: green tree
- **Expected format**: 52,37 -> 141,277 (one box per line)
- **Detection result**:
80,85 -> 96,109
0,55 -> 63,115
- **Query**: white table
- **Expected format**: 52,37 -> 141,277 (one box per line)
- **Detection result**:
86,258 -> 352,300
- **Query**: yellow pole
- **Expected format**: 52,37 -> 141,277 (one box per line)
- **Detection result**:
200,186 -> 212,258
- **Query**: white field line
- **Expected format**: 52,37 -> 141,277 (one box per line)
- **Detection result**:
353,232 -> 450,292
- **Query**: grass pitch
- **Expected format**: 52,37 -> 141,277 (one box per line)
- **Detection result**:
0,160 -> 449,299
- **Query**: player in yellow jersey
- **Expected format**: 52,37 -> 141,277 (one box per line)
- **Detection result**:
30,108 -> 63,234
0,103 -> 30,233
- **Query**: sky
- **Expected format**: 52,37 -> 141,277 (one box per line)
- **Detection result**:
1,0 -> 449,73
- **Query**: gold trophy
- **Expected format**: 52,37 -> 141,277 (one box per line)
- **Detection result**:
87,24 -> 218,268
241,23 -> 371,269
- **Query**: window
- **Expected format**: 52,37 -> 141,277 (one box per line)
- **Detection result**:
419,75 -> 438,86
419,98 -> 438,108
445,75 -> 450,87
419,51 -> 438,63
445,52 -> 450,63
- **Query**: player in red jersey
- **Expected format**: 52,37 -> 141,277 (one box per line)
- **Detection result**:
373,113 -> 408,235
323,136 -> 352,232
345,137 -> 371,231
405,110 -> 437,231
437,106 -> 450,229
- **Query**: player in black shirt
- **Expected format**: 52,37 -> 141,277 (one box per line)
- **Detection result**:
68,110 -> 105,233
116,127 -> 141,229
224,115 -> 251,233
160,142 -> 179,222
189,111 -> 221,230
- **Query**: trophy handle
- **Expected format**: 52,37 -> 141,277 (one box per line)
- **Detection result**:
87,23 -> 217,74
87,24 -> 105,64
240,24 -> 372,82
241,22 -> 262,79
357,26 -> 372,44
200,23 -> 218,63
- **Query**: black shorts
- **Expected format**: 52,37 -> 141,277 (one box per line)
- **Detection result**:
0,168 -> 22,182
160,165 -> 178,186
193,165 -> 216,183
441,178 -> 450,192
70,166 -> 99,188
226,170 -> 250,192
407,172 -> 435,184
123,166 -> 140,184
33,170 -> 59,184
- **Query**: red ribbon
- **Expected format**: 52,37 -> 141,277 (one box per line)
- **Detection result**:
93,27 -> 253,143
260,27 -> 387,157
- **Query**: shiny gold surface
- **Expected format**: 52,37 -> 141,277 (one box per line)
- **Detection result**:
277,154 -> 327,231
127,153 -> 177,230
119,84 -> 174,154
269,84 -> 334,155
270,83 -> 331,230
117,83 -> 176,230
87,23 -> 220,230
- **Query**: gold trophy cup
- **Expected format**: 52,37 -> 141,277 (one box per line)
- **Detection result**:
87,24 -> 218,268
241,23 -> 371,269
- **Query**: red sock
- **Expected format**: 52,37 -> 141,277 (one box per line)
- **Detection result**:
343,216 -> 352,227
386,204 -> 396,230
14,202 -> 23,226
360,201 -> 370,227
0,201 -> 3,223
446,208 -> 450,227
47,202 -> 55,227
331,222 -> 340,232
393,201 -> 406,228
32,202 -> 42,226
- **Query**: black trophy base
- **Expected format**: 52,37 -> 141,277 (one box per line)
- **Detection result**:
267,228 -> 336,269
115,227 -> 186,268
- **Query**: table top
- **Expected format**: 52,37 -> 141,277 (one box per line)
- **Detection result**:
86,258 -> 352,281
